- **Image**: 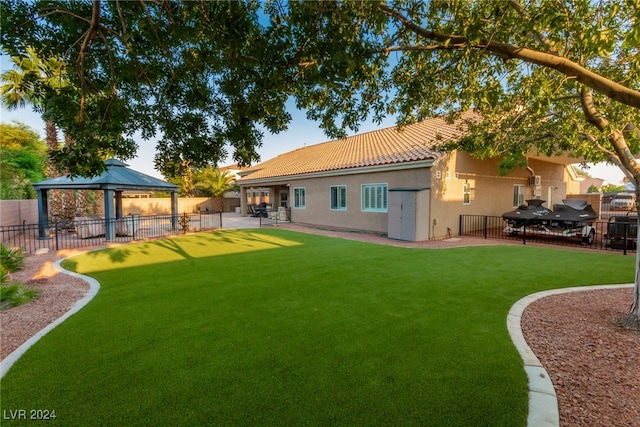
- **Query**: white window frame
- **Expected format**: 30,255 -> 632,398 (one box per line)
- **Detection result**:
361,183 -> 388,212
463,182 -> 471,205
330,185 -> 347,211
293,187 -> 306,209
513,184 -> 525,207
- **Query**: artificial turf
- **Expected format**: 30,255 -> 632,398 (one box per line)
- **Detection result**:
0,229 -> 634,426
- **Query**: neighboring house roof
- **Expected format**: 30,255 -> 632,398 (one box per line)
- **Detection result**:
33,158 -> 179,192
219,163 -> 247,182
239,111 -> 478,183
579,177 -> 606,193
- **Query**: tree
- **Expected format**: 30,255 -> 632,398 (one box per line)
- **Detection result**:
0,122 -> 47,199
3,0 -> 639,321
194,168 -> 236,212
1,47 -> 71,214
1,47 -> 96,219
267,0 -> 640,322
1,0 -> 292,176
586,184 -> 599,194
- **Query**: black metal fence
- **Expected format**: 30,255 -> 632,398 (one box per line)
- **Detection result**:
258,207 -> 292,227
0,212 -> 222,255
460,214 -> 638,254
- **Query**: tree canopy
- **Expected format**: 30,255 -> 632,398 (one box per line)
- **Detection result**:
2,0 -> 638,181
2,0 -> 639,322
0,122 -> 47,199
1,0 -> 292,177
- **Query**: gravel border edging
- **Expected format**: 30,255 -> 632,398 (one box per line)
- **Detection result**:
0,259 -> 100,378
507,283 -> 635,427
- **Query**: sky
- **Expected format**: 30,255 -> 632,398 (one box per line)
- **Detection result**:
0,55 -> 627,185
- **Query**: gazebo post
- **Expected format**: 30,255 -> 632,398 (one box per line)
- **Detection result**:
115,191 -> 123,219
36,189 -> 50,240
104,188 -> 116,241
171,191 -> 178,230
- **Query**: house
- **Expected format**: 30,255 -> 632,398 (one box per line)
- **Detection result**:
237,112 -> 582,241
579,177 -> 606,194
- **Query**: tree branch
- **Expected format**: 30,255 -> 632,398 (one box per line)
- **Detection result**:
506,0 -> 557,54
383,44 -> 467,54
76,0 -> 102,120
580,87 -> 640,181
377,3 -> 640,109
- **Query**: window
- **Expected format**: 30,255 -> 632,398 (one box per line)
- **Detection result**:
513,185 -> 525,207
293,187 -> 306,208
361,183 -> 388,212
330,185 -> 347,210
463,182 -> 471,205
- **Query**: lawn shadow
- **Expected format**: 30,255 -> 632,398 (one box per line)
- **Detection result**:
190,228 -> 306,250
64,229 -> 307,273
147,238 -> 195,260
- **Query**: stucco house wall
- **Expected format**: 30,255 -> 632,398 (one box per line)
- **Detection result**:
238,112 -> 581,241
426,152 -> 571,238
288,167 -> 431,234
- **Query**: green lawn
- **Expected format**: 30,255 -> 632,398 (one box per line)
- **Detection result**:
0,229 -> 634,426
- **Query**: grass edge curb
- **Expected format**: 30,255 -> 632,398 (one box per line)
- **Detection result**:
0,258 -> 101,379
507,283 -> 634,427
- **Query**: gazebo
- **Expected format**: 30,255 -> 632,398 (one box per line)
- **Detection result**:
33,158 -> 179,241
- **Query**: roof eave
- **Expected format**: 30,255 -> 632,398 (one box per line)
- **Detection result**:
238,159 -> 436,186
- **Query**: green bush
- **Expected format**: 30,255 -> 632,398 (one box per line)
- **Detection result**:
0,242 -> 36,310
0,282 -> 39,310
0,264 -> 9,286
0,242 -> 25,272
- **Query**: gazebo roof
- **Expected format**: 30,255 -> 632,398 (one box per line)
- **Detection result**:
33,158 -> 178,192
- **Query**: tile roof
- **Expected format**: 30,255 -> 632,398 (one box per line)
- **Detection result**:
240,111 -> 478,182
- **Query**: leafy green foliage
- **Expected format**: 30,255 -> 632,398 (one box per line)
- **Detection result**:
0,243 -> 35,311
2,0 -> 293,175
271,0 -> 640,174
1,0 -> 639,183
194,168 -> 235,198
0,122 -> 47,199
587,184 -> 599,193
0,282 -> 39,310
0,242 -> 25,272
0,265 -> 9,287
602,183 -> 625,194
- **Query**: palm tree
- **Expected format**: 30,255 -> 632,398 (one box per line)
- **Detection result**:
1,47 -> 65,157
0,47 -> 82,221
194,168 -> 236,212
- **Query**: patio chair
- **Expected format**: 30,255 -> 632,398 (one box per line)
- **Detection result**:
254,202 -> 268,218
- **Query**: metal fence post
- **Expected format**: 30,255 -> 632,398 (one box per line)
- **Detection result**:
54,220 -> 60,251
483,216 -> 488,239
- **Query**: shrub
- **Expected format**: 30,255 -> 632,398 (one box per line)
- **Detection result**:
0,243 -> 37,310
0,242 -> 25,272
0,282 -> 39,310
0,265 -> 9,286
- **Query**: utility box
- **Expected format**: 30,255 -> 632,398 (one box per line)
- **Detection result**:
388,188 -> 430,241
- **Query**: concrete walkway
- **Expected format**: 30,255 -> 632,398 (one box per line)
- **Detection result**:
220,212 -> 261,229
